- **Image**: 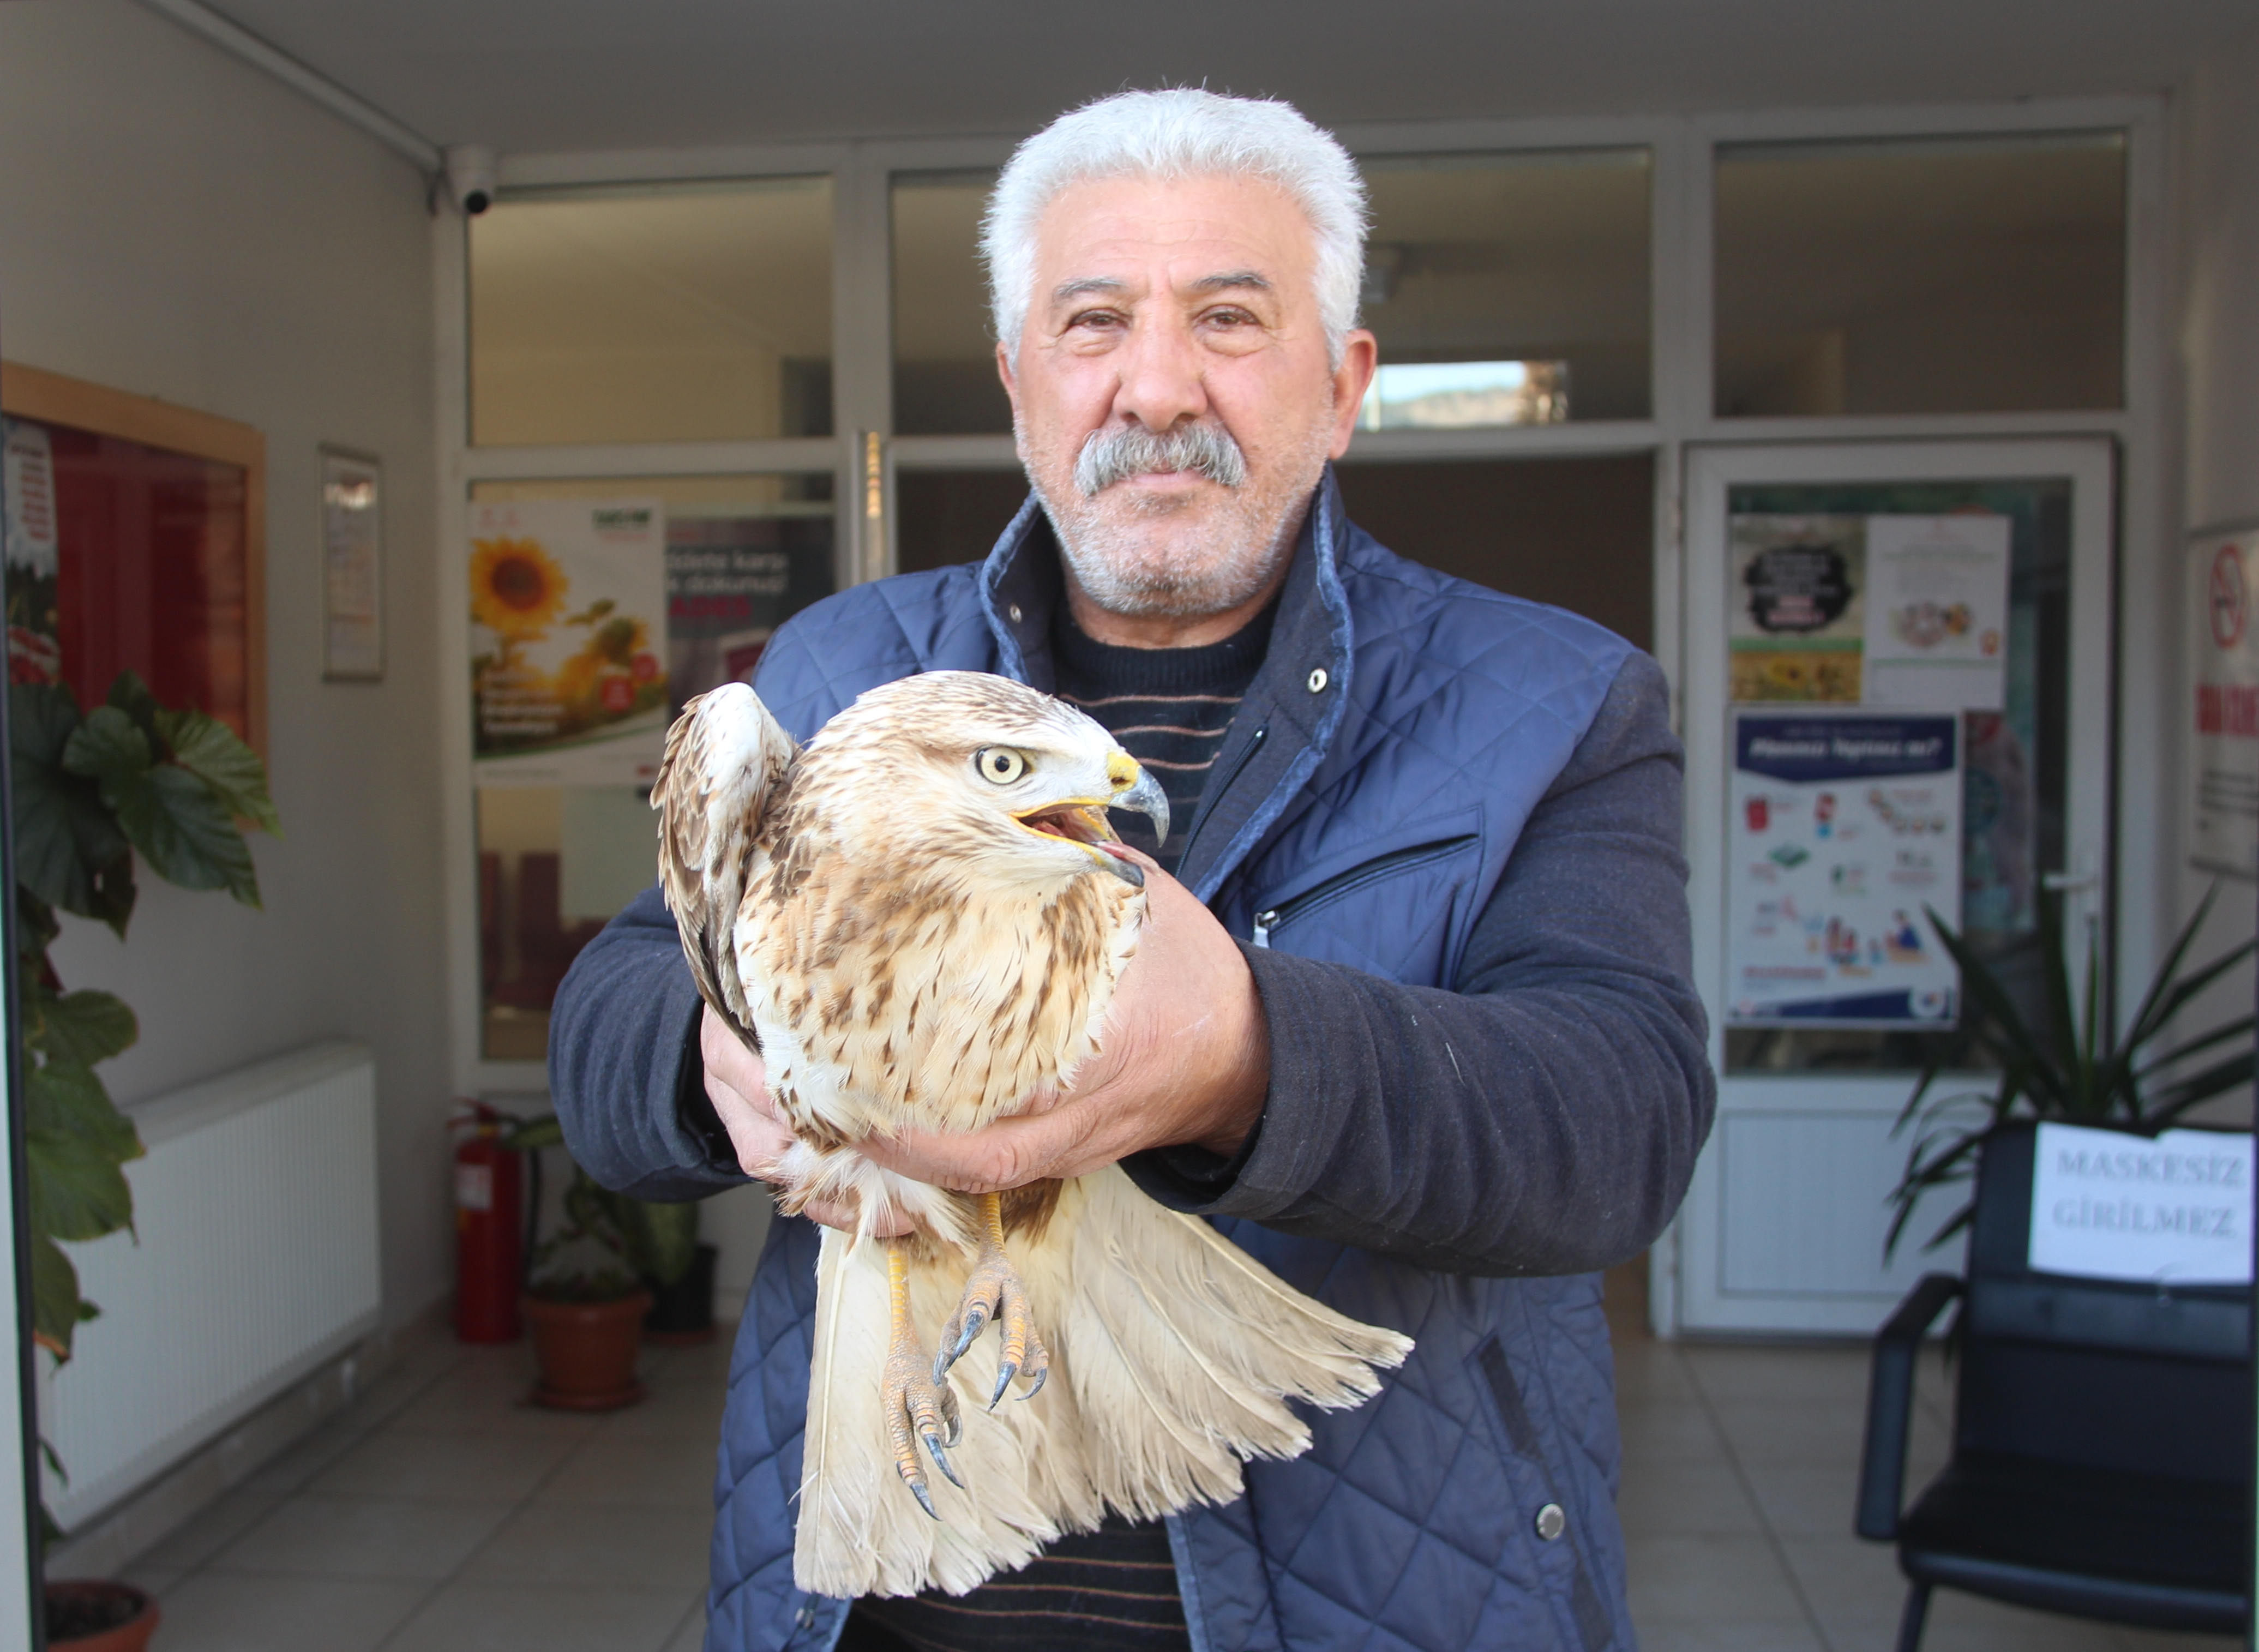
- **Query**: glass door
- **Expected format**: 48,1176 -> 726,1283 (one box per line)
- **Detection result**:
1672,438 -> 2115,1334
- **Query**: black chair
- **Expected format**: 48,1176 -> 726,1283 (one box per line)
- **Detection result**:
1856,1122 -> 2252,1650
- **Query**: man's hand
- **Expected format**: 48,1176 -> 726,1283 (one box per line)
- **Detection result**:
700,1005 -> 910,1235
702,852 -> 1267,1227
856,852 -> 1269,1194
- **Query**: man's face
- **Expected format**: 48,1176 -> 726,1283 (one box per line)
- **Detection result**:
999,173 -> 1377,620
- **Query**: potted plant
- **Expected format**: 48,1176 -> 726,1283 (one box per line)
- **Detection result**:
10,671 -> 278,1647
506,1115 -> 701,1408
1886,886 -> 2255,1258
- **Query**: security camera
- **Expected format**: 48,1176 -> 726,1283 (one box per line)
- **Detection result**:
446,145 -> 498,215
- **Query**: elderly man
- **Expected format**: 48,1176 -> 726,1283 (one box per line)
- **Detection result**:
553,89 -> 1713,1652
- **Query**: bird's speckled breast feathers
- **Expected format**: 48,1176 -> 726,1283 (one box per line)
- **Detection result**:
655,672 -> 1148,1151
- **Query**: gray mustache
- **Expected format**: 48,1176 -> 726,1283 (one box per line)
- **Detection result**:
1074,423 -> 1248,497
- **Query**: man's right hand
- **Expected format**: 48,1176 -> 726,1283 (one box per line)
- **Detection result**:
700,1005 -> 909,1235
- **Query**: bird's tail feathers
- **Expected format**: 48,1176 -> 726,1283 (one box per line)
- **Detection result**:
1059,1166 -> 1414,1521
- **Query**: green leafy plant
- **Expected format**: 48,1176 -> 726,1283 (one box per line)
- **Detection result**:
506,1114 -> 699,1302
11,671 -> 279,1357
1886,886 -> 2255,1259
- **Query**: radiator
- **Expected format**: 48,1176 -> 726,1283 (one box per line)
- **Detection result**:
40,1041 -> 382,1531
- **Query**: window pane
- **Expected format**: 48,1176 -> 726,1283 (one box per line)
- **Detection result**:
1714,133 -> 2126,417
468,473 -> 834,1059
892,171 -> 1008,436
470,179 -> 834,446
1334,456 -> 1653,648
897,467 -> 1029,573
1361,149 -> 1651,423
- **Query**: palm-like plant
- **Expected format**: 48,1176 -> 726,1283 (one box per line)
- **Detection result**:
1886,886 -> 2255,1259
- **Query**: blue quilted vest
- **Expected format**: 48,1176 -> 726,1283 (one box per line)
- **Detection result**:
708,470 -> 1638,1652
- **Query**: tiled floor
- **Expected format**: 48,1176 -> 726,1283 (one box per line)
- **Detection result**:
93,1276 -> 2240,1652
111,1332 -> 727,1652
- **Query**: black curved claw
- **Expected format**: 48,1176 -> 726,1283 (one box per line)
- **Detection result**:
988,1359 -> 1018,1411
1017,1363 -> 1048,1402
935,1306 -> 989,1381
923,1429 -> 965,1490
908,1477 -> 938,1520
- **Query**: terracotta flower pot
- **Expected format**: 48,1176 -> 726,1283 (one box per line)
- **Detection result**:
522,1289 -> 651,1410
45,1580 -> 158,1651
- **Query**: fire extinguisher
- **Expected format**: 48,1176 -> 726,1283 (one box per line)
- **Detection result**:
450,1102 -> 523,1343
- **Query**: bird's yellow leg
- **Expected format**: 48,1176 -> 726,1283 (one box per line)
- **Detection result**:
880,1236 -> 961,1519
935,1191 -> 1052,1409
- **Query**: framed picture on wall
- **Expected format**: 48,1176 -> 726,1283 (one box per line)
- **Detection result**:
321,446 -> 383,681
0,361 -> 267,753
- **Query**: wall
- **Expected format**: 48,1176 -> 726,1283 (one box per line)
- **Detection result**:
0,2 -> 452,1323
2171,24 -> 2259,1098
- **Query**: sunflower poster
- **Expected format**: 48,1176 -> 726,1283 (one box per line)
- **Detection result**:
469,499 -> 669,786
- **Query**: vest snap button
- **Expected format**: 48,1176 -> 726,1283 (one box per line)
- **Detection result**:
1307,668 -> 1328,693
1534,1501 -> 1566,1542
1008,604 -> 1024,624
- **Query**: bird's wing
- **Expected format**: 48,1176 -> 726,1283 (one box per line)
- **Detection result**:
650,682 -> 798,1040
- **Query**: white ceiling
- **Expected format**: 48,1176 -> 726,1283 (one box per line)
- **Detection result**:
202,0 -> 2259,158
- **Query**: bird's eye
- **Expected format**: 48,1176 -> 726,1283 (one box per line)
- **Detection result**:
975,747 -> 1028,785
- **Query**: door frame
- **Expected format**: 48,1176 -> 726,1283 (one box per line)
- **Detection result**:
1668,436 -> 2118,1335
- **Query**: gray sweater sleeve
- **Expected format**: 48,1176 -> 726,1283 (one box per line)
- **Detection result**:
547,883 -> 749,1203
1122,652 -> 1715,1276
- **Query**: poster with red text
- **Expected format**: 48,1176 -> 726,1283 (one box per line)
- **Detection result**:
2189,526 -> 2259,880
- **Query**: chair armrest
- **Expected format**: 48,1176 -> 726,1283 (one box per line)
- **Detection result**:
1855,1272 -> 1963,1541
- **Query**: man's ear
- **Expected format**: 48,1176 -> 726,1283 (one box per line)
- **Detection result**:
996,340 -> 1020,414
1327,330 -> 1379,460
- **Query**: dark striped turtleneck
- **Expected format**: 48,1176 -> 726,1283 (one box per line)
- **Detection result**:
1050,594 -> 1279,874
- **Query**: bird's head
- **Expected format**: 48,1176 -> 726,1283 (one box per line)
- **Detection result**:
801,671 -> 1169,890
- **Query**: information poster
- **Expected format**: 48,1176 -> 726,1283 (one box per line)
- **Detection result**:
2,416 -> 61,686
2188,526 -> 2259,879
1727,712 -> 1962,1026
1861,514 -> 2009,712
1730,513 -> 2009,713
470,499 -> 669,786
1729,515 -> 1866,702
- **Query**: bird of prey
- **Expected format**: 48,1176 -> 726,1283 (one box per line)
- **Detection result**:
652,671 -> 1411,1599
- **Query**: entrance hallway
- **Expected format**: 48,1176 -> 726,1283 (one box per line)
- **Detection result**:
94,1267 -> 2241,1652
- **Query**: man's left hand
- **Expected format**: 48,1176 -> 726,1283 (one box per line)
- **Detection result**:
856,852 -> 1267,1193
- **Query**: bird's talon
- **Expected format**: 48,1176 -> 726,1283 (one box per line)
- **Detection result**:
882,1238 -> 962,1516
923,1429 -> 965,1489
906,1475 -> 937,1521
945,1197 -> 1053,1411
1018,1363 -> 1048,1401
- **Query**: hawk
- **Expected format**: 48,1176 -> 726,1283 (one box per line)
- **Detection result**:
653,671 -> 1411,1599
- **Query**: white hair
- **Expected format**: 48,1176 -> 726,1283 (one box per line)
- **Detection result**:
981,89 -> 1369,368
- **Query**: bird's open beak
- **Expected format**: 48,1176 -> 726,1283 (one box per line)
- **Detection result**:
1011,758 -> 1169,890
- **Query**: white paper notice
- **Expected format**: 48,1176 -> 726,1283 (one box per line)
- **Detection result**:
322,450 -> 383,681
2028,1122 -> 2253,1285
1862,515 -> 2010,713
